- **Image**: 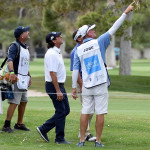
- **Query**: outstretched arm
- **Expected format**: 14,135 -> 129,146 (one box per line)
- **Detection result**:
108,2 -> 135,37
124,2 -> 135,14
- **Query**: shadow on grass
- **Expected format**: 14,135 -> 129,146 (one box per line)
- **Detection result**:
30,75 -> 150,94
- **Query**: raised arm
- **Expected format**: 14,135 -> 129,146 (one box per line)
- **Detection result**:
108,2 -> 135,37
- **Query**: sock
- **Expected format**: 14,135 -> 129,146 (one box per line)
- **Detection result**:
4,120 -> 11,128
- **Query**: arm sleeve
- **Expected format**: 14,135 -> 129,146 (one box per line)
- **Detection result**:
73,51 -> 80,70
70,50 -> 75,71
72,50 -> 80,88
7,44 -> 18,62
72,70 -> 79,88
108,13 -> 127,36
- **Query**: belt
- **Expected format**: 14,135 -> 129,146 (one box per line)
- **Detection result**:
46,81 -> 64,86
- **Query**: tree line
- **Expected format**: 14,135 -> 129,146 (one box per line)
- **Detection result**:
0,0 -> 149,75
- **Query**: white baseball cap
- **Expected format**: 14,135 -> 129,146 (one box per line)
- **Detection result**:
74,24 -> 96,40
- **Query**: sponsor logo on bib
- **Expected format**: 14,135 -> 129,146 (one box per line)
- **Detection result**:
84,54 -> 101,75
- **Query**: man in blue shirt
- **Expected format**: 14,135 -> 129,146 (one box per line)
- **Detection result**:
70,31 -> 96,142
72,3 -> 134,147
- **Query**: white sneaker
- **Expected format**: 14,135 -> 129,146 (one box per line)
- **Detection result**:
78,132 -> 80,138
85,134 -> 96,142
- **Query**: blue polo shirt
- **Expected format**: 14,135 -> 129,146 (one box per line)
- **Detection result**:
73,32 -> 110,70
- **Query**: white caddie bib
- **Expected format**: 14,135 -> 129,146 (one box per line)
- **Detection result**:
17,46 -> 30,90
77,39 -> 107,88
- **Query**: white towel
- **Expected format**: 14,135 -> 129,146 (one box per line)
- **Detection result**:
0,91 -> 3,114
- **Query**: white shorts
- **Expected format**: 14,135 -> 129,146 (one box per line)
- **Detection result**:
81,83 -> 108,115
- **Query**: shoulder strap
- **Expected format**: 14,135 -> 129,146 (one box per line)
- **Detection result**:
0,42 -> 20,70
10,41 -> 20,58
0,57 -> 8,69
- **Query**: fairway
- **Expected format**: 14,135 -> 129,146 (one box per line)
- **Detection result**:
1,93 -> 150,150
29,58 -> 150,77
0,58 -> 150,150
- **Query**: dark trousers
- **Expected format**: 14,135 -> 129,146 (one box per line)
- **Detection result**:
42,82 -> 70,142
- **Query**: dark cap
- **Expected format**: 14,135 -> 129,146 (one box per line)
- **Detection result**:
46,32 -> 61,43
14,26 -> 30,39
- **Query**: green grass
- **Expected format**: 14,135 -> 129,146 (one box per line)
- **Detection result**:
0,58 -> 150,150
30,75 -> 150,94
29,58 -> 150,94
29,59 -> 45,77
1,93 -> 150,150
108,59 -> 150,76
29,58 -> 150,77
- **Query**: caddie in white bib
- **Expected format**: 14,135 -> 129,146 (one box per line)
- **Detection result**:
17,46 -> 30,90
77,39 -> 107,88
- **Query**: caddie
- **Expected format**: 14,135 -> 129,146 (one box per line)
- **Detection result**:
72,2 -> 135,147
1,26 -> 31,133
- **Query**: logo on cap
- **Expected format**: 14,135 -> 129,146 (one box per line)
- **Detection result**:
51,36 -> 54,40
51,32 -> 57,34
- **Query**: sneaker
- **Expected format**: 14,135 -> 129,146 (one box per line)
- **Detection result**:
95,141 -> 104,147
76,141 -> 85,147
2,126 -> 14,133
85,134 -> 96,142
14,124 -> 30,131
55,140 -> 72,144
36,126 -> 49,142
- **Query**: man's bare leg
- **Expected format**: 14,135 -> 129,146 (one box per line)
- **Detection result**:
17,102 -> 27,124
80,114 -> 88,141
95,114 -> 104,143
2,103 -> 17,131
6,103 -> 17,121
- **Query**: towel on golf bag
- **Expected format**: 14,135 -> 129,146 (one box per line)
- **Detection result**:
0,91 -> 3,114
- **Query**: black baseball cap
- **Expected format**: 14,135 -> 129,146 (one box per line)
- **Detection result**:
14,26 -> 30,39
46,32 -> 61,43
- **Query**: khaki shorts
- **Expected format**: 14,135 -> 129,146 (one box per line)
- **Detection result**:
8,83 -> 28,105
81,83 -> 108,115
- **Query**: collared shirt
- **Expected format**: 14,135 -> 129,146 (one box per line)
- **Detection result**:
44,46 -> 66,83
73,32 -> 110,70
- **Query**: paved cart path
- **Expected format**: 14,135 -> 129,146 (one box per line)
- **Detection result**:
28,90 -> 47,97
